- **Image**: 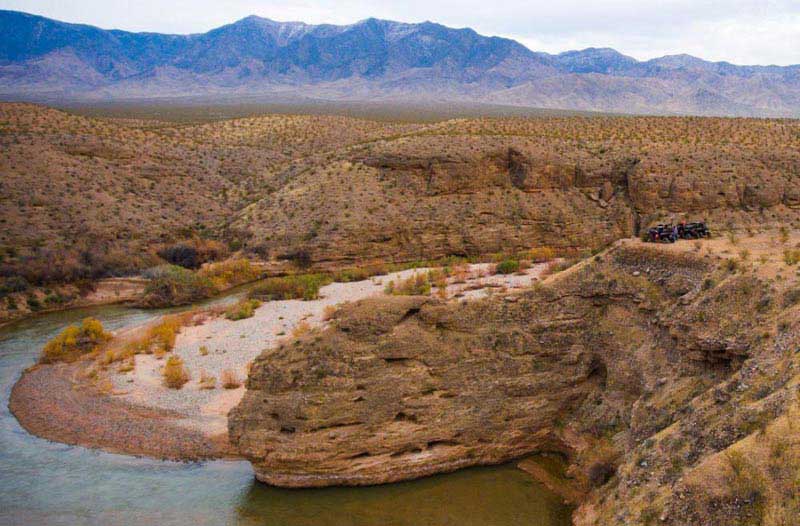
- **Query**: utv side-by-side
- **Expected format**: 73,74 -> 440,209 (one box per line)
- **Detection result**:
645,222 -> 710,243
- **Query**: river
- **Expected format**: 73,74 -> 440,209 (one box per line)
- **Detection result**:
0,297 -> 572,526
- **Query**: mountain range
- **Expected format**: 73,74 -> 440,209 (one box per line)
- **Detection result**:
2,9 -> 800,117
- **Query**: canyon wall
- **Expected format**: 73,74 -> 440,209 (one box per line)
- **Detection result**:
230,240 -> 800,524
234,125 -> 800,267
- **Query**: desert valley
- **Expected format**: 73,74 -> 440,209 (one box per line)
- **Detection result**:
1,6 -> 800,526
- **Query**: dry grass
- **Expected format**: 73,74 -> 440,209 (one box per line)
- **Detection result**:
162,355 -> 189,389
291,320 -> 312,338
322,305 -> 338,321
385,273 -> 431,296
89,312 -> 196,372
220,369 -> 241,389
198,369 -> 216,390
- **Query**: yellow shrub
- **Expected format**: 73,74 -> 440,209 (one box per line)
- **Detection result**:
147,317 -> 180,353
199,259 -> 261,290
527,247 -> 556,263
41,317 -> 112,363
162,355 -> 189,389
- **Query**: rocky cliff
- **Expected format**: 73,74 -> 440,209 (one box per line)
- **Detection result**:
230,238 -> 800,524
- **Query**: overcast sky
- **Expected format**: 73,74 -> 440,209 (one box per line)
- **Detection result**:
2,0 -> 798,65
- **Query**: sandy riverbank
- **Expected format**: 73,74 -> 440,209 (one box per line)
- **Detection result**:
10,263 -> 552,460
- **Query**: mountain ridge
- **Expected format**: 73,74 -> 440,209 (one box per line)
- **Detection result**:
2,9 -> 800,116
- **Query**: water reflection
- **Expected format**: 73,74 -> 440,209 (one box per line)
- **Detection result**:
236,464 -> 570,526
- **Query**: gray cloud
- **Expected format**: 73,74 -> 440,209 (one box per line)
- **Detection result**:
1,0 -> 798,65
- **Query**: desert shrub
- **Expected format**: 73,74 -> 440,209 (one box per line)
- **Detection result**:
147,317 -> 180,354
0,275 -> 29,298
385,273 -> 431,296
2,245 -> 156,286
139,265 -> 216,307
725,450 -> 766,520
249,274 -> 331,302
331,263 -> 388,282
220,369 -> 241,389
26,295 -> 41,310
282,250 -> 312,269
116,315 -> 183,358
292,320 -> 312,339
41,317 -> 112,363
587,461 -> 616,487
162,355 -> 189,389
527,247 -> 556,263
44,291 -> 71,305
199,369 -> 216,390
157,239 -> 227,269
783,249 -> 800,266
117,359 -> 135,373
495,259 -> 521,275
198,259 -> 260,290
782,288 -> 800,308
158,244 -> 201,269
225,298 -> 262,320
427,268 -> 449,297
779,226 -> 789,244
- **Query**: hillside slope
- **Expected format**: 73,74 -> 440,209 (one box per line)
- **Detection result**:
3,103 -> 800,288
231,116 -> 800,266
0,103 -> 418,283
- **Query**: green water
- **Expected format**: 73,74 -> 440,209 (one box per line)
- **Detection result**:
0,298 -> 571,526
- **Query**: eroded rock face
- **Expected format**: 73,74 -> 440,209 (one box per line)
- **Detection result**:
229,294 -> 595,486
237,134 -> 800,269
229,245 -> 727,487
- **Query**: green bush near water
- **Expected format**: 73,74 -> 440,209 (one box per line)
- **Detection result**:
139,264 -> 217,307
249,273 -> 332,302
495,259 -> 521,274
384,273 -> 432,296
225,298 -> 262,320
